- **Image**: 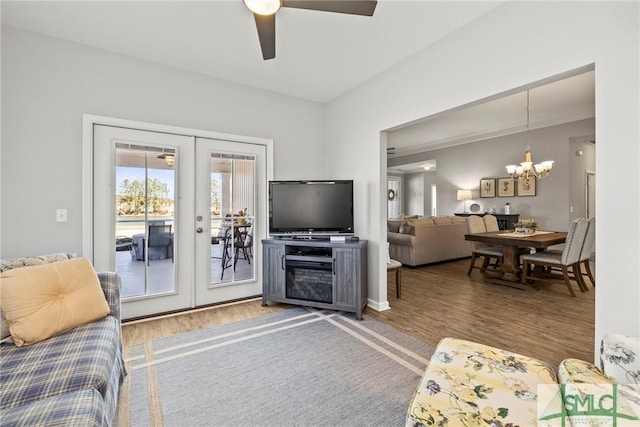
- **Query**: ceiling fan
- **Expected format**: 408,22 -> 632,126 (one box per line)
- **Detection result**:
244,0 -> 378,60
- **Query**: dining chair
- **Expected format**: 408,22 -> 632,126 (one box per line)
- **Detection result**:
147,224 -> 173,265
466,215 -> 503,276
578,218 -> 596,287
520,218 -> 589,297
483,214 -> 500,232
545,217 -> 595,289
220,225 -> 235,280
234,225 -> 253,268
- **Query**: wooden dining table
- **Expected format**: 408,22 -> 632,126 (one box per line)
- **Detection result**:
465,230 -> 567,287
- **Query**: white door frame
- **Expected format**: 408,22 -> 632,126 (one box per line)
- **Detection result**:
82,114 -> 273,310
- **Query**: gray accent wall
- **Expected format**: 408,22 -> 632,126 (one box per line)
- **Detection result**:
388,119 -> 595,231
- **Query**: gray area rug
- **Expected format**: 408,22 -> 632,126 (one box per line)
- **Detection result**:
117,307 -> 433,426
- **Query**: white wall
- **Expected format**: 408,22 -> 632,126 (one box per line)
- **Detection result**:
1,26 -> 324,258
404,173 -> 424,216
324,2 -> 639,351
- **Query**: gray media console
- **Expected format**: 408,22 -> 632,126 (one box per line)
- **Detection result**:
261,238 -> 368,319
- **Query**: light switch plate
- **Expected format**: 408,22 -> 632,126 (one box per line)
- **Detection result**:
56,209 -> 67,222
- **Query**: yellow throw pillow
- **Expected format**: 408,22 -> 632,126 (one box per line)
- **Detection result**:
0,257 -> 110,347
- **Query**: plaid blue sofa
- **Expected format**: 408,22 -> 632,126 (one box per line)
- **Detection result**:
0,269 -> 126,426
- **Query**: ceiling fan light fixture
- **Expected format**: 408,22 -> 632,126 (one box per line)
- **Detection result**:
244,0 -> 281,15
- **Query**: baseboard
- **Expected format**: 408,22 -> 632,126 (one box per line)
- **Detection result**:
367,298 -> 390,312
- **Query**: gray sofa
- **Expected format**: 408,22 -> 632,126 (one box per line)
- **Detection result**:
387,216 -> 471,266
0,254 -> 126,426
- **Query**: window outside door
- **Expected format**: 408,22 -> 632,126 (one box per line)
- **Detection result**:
194,137 -> 267,306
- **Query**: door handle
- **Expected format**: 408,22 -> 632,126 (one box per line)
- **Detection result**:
196,227 -> 203,233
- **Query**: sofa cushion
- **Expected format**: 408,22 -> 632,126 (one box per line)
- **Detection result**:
0,258 -> 110,346
387,219 -> 403,233
399,222 -> 415,235
600,333 -> 640,390
432,217 -> 453,225
0,315 -> 125,412
0,389 -> 106,427
450,216 -> 467,224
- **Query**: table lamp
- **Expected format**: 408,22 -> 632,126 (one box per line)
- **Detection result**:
457,189 -> 473,213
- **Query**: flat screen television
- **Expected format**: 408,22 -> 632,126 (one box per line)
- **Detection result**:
269,180 -> 354,237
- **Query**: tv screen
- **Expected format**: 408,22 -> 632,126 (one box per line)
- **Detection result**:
269,180 -> 354,237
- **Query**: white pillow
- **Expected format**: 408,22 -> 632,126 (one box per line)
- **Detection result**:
600,333 -> 640,391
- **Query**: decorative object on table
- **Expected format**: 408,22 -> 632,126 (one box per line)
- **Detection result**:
504,202 -> 511,214
517,176 -> 537,196
469,203 -> 481,213
505,90 -> 554,184
456,189 -> 472,213
497,177 -> 515,197
514,218 -> 538,234
479,178 -> 496,198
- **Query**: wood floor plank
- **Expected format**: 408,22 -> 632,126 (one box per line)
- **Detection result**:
122,258 -> 595,370
370,258 -> 595,369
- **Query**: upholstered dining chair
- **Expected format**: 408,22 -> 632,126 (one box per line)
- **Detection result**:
578,218 -> 596,287
386,242 -> 402,298
483,214 -> 500,232
466,215 -> 503,276
520,218 -> 589,297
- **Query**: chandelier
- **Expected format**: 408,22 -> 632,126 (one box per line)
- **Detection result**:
505,90 -> 553,182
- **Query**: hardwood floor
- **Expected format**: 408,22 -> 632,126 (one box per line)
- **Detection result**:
372,258 -> 595,369
122,258 -> 595,370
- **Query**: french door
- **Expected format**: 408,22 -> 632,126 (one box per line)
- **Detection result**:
194,137 -> 266,306
91,123 -> 268,319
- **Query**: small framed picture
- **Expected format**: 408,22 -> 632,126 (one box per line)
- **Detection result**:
517,178 -> 537,197
479,178 -> 496,198
497,177 -> 515,197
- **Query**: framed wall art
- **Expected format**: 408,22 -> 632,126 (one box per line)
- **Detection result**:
517,178 -> 536,197
497,177 -> 515,197
479,178 -> 496,198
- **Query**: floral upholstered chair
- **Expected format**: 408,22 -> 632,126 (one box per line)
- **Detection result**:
406,337 -> 557,427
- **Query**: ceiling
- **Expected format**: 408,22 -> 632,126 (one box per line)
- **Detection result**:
2,1 -> 595,171
1,0 -> 503,103
387,70 -> 595,172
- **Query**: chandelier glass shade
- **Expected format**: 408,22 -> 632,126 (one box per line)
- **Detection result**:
505,90 -> 553,183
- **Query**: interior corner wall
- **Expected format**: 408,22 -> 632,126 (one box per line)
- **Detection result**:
323,1 -> 639,353
0,25 -> 325,259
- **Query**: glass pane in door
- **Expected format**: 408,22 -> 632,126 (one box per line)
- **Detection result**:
209,154 -> 255,285
115,144 -> 176,298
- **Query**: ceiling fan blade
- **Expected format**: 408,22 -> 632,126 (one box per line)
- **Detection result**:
282,1 -> 377,16
253,13 -> 276,60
